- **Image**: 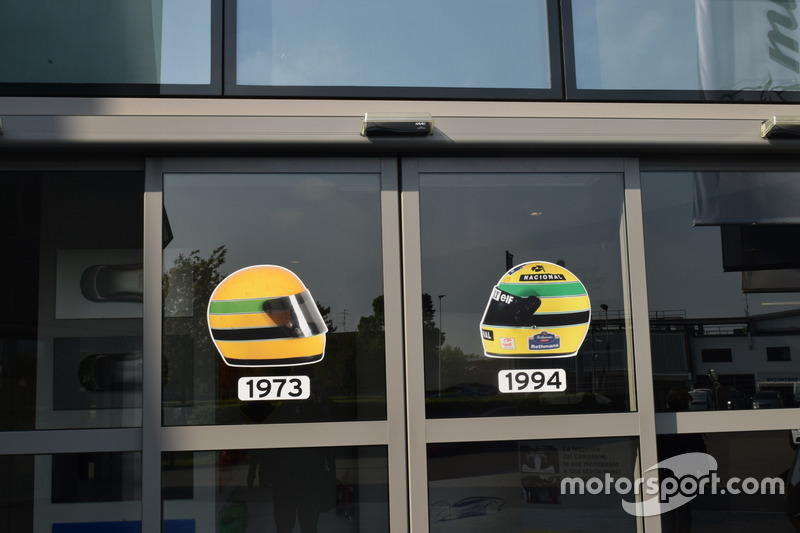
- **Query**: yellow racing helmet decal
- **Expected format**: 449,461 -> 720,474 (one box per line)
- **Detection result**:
207,265 -> 327,367
480,261 -> 590,358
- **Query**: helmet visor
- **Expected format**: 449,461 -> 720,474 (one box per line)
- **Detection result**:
261,291 -> 328,339
482,287 -> 541,328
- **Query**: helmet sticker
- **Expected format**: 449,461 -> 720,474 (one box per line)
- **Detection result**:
207,265 -> 328,367
480,261 -> 590,359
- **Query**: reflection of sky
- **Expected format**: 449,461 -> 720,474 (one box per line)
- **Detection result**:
573,0 -> 800,91
163,174 -> 383,331
420,173 -> 626,356
573,0 -> 697,90
160,0 -> 211,84
641,172 -> 800,318
237,0 -> 551,88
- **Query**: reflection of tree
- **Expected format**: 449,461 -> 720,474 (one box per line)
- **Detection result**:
422,293 -> 445,350
316,301 -> 337,333
440,344 -> 476,385
163,246 -> 227,320
357,293 -> 443,353
356,295 -> 385,355
162,246 -> 227,424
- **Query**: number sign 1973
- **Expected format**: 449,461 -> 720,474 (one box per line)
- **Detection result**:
238,376 -> 311,401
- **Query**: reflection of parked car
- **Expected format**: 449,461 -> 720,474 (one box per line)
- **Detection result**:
431,496 -> 506,522
688,389 -> 715,410
79,353 -> 142,392
752,391 -> 783,409
80,264 -> 143,302
436,383 -> 499,398
726,390 -> 751,410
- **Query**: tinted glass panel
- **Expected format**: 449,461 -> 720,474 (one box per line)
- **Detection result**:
0,172 -> 143,430
428,438 -> 639,532
162,446 -> 388,532
656,431 -> 797,531
642,171 -> 800,412
234,0 -> 555,93
162,172 -> 386,425
568,0 -> 800,100
0,452 -> 141,532
0,0 -> 212,86
419,170 -> 633,418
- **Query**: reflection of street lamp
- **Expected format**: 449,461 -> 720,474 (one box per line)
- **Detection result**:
600,304 -> 609,391
438,294 -> 446,395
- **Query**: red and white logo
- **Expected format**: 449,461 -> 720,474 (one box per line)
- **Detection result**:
501,337 -> 516,350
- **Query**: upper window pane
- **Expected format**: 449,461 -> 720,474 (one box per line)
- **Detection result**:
568,0 -> 800,101
233,0 -> 558,96
0,0 -> 214,90
419,166 -> 633,418
162,170 -> 386,426
642,171 -> 800,412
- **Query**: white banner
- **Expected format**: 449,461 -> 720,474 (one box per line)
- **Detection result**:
697,0 -> 800,92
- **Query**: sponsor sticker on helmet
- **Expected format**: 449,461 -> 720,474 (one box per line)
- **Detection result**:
529,331 -> 560,350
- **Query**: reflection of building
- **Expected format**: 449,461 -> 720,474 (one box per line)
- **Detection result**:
651,310 -> 800,410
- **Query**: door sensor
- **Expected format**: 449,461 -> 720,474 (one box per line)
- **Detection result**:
361,112 -> 433,136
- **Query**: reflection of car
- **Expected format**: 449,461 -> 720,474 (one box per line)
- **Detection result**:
539,392 -> 612,405
752,391 -> 783,409
431,496 -> 506,522
688,389 -> 715,410
726,390 -> 751,410
80,264 -> 143,302
79,353 -> 142,392
436,383 -> 499,398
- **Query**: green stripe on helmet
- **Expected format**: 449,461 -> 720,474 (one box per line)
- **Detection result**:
498,282 -> 587,298
209,298 -> 291,314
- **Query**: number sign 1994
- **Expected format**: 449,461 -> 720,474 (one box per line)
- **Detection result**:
238,376 -> 311,401
499,369 -> 566,393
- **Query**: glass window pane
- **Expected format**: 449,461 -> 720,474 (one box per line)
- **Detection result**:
570,0 -> 800,97
419,170 -> 633,418
428,438 -> 639,532
162,446 -> 388,532
162,172 -> 386,426
0,0 -> 212,85
0,452 -> 141,532
0,172 -> 143,430
657,431 -> 797,531
642,171 -> 800,412
235,0 -> 554,90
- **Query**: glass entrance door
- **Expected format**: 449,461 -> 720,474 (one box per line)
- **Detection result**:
148,157 -> 406,532
145,156 -> 653,532
401,158 -> 653,533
